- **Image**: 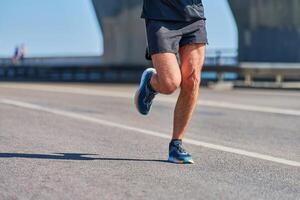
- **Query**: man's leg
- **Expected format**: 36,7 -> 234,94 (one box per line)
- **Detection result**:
150,45 -> 205,164
172,43 -> 206,139
134,52 -> 181,115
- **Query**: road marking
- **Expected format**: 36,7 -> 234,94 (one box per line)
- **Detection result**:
0,84 -> 300,116
1,98 -> 299,167
198,101 -> 300,116
232,90 -> 300,97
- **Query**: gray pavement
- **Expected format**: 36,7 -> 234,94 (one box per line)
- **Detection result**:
0,83 -> 299,200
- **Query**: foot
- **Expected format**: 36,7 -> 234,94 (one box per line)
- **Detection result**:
168,140 -> 194,164
135,68 -> 157,115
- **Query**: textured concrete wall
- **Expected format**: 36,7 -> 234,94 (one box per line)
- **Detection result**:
228,0 -> 300,62
91,0 -> 149,66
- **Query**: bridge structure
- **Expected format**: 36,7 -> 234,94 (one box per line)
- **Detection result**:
228,0 -> 300,63
91,0 -> 300,85
91,0 -> 300,65
0,0 -> 299,86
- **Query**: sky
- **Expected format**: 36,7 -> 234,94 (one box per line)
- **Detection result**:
0,0 -> 237,58
203,0 -> 237,55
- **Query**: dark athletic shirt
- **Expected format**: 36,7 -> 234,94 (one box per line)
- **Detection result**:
141,0 -> 206,22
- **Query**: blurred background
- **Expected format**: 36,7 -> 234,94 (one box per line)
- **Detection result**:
0,0 -> 299,89
1,1 -> 300,199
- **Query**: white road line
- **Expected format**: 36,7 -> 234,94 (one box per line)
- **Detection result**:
1,98 -> 299,167
1,84 -> 300,117
199,101 -> 300,116
232,90 -> 300,97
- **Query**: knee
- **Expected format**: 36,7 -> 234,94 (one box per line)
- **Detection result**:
160,78 -> 181,94
182,70 -> 201,91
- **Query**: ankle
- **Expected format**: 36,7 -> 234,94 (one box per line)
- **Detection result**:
170,139 -> 182,145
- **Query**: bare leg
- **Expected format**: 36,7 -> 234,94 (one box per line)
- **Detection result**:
149,53 -> 181,95
172,44 -> 206,139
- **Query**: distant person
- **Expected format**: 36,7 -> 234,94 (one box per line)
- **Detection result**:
12,46 -> 19,64
20,44 -> 26,62
135,0 -> 208,164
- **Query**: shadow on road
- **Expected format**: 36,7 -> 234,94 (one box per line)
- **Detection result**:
0,153 -> 167,163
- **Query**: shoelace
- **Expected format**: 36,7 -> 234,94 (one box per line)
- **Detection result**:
173,143 -> 187,154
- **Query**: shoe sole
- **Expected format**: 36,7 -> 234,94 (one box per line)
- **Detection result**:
168,156 -> 194,164
134,68 -> 155,115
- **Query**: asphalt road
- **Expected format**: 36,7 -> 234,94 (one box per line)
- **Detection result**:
0,83 -> 299,200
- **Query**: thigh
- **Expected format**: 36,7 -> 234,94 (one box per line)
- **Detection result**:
151,53 -> 181,83
179,44 -> 206,79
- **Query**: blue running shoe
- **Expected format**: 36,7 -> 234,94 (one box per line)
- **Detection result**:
168,140 -> 194,164
135,68 -> 157,115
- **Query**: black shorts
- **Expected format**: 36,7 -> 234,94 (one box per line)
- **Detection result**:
145,19 -> 208,56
